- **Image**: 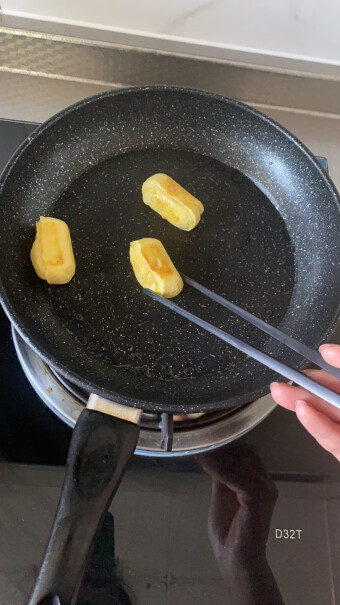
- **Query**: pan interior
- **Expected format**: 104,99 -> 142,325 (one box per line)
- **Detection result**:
3,88 -> 338,412
47,148 -> 295,381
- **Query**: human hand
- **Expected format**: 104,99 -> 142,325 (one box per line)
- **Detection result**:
197,445 -> 284,604
199,445 -> 277,568
270,343 -> 340,461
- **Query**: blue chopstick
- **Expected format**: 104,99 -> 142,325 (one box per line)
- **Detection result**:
181,274 -> 340,381
144,286 -> 340,410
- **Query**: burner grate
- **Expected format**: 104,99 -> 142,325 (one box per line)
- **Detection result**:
12,327 -> 276,457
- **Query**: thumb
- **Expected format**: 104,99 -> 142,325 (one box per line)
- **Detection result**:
296,400 -> 340,461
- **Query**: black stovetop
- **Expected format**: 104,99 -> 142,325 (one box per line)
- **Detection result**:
0,118 -> 339,605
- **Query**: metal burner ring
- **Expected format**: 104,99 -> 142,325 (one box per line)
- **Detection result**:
12,327 -> 276,457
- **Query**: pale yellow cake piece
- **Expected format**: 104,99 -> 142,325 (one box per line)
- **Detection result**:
142,173 -> 204,231
31,216 -> 76,284
129,238 -> 183,298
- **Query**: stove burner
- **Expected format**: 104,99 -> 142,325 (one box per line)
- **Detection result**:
12,327 -> 276,456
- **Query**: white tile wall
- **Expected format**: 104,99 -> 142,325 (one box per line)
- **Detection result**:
2,0 -> 340,66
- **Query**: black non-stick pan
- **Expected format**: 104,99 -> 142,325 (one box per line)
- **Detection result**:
0,87 -> 339,604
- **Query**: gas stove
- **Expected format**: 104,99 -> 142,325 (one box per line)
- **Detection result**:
0,118 -> 340,605
12,327 -> 276,457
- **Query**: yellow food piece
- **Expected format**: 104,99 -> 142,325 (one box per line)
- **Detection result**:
129,238 -> 183,298
142,173 -> 204,231
31,217 -> 76,285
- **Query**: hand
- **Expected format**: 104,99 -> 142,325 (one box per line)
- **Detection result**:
197,445 -> 284,605
270,343 -> 340,461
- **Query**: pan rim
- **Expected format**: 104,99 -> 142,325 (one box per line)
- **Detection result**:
0,85 -> 339,412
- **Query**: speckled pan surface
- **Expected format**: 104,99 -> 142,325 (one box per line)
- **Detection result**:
0,86 -> 339,413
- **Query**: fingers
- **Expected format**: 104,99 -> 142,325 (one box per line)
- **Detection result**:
303,369 -> 340,393
270,381 -> 340,422
296,400 -> 340,461
270,343 -> 340,462
270,382 -> 300,411
319,343 -> 340,368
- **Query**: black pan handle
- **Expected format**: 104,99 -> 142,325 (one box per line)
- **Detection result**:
29,406 -> 140,605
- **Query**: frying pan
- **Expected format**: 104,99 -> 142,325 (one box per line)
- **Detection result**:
0,87 -> 339,604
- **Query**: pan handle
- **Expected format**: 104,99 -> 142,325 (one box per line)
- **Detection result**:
29,398 -> 141,605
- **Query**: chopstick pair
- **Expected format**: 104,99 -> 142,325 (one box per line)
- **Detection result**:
144,274 -> 340,410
